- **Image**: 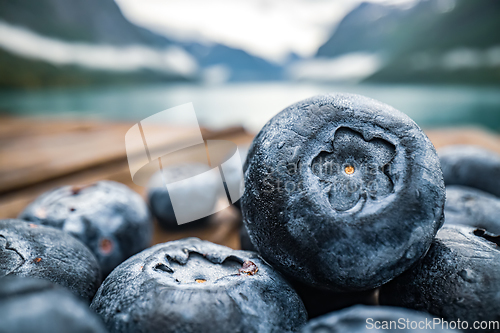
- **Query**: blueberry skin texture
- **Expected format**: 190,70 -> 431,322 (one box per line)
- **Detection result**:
91,238 -> 307,333
439,145 -> 500,197
0,219 -> 101,302
380,225 -> 500,332
242,93 -> 445,291
19,181 -> 153,276
301,305 -> 456,332
0,277 -> 108,333
444,185 -> 500,234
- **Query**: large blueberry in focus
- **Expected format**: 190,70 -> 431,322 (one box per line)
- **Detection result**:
439,145 -> 500,197
147,164 -> 218,230
0,277 -> 107,333
242,93 -> 445,291
0,219 -> 101,302
444,185 -> 500,234
91,238 -> 307,333
301,305 -> 456,332
19,181 -> 152,276
380,225 -> 500,332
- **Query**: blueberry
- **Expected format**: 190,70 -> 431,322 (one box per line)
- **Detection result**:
444,185 -> 500,234
0,277 -> 107,333
19,180 -> 152,276
301,305 -> 456,332
91,238 -> 307,333
0,219 -> 101,302
147,164 -> 218,230
242,93 -> 445,291
380,225 -> 500,332
439,145 -> 500,197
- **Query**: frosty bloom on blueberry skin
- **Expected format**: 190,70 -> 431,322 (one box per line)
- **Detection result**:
19,180 -> 153,277
380,225 -> 500,333
91,238 -> 307,333
439,145 -> 500,197
0,219 -> 101,302
242,93 -> 446,292
0,277 -> 108,333
443,185 -> 500,234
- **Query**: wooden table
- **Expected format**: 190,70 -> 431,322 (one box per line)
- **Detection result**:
1,116 -> 499,249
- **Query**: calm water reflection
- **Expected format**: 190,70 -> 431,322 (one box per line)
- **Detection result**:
1,82 -> 499,133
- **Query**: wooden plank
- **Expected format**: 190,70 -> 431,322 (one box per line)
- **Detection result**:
0,116 -> 248,194
0,116 -> 100,140
425,127 -> 500,154
0,117 -> 205,194
0,123 -> 249,216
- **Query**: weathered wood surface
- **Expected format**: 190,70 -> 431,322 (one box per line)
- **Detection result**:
0,116 -> 499,249
0,116 -> 253,249
0,117 -> 249,194
425,127 -> 500,155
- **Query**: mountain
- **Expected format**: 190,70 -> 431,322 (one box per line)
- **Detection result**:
0,0 -> 283,88
0,0 -> 170,46
316,2 -> 408,58
0,0 -> 198,88
315,0 -> 500,85
182,42 -> 283,82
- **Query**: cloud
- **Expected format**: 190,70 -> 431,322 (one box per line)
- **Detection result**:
287,52 -> 384,82
0,20 -> 198,76
115,0 -> 416,63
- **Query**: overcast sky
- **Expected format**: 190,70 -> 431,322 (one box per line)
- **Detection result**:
115,0 -> 417,63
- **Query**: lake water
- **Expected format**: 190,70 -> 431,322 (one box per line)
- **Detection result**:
1,82 -> 499,133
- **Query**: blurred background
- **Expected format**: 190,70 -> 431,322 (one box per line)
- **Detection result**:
0,0 -> 499,132
1,0 -> 499,247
